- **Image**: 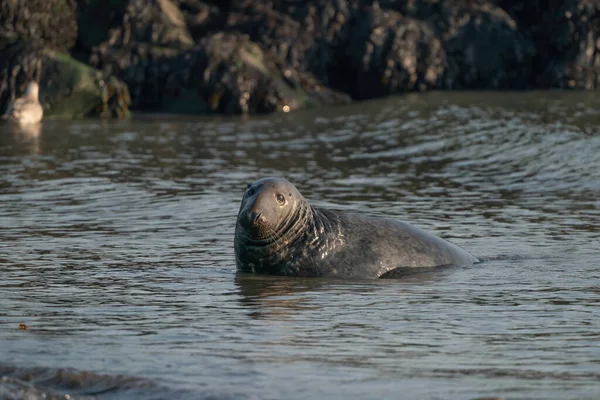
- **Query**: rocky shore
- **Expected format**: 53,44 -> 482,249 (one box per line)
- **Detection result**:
1,0 -> 599,119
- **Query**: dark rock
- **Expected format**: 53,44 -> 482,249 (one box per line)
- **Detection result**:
74,0 -> 130,54
90,43 -> 182,111
0,0 -> 78,53
436,1 -> 535,89
227,1 -> 357,89
86,0 -> 195,110
162,32 -> 351,114
380,0 -> 535,89
0,39 -> 45,110
76,0 -> 194,65
175,0 -> 229,40
5,0 -> 600,119
336,2 -> 444,98
228,1 -> 444,99
87,0 -> 350,113
499,0 -> 600,89
83,0 -> 195,50
0,38 -> 130,119
231,0 -> 534,96
554,0 -> 600,89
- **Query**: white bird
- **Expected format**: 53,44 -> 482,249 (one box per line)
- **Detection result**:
3,81 -> 44,125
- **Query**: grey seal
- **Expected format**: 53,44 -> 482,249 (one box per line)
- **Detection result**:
234,177 -> 478,279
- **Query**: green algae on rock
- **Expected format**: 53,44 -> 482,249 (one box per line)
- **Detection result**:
0,38 -> 130,120
41,49 -> 130,119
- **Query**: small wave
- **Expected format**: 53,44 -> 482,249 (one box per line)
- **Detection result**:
0,364 -> 182,400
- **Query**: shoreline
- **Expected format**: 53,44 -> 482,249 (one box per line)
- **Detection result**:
1,0 -> 598,119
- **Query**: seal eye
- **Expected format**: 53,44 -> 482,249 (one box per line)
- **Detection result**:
246,187 -> 255,197
276,194 -> 285,205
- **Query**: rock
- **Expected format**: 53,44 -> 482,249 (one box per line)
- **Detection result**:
228,1 -> 444,99
336,2 -> 444,98
0,0 -> 78,53
0,38 -> 130,119
87,0 -> 350,113
85,0 -> 197,110
90,43 -> 182,111
161,32 -> 350,114
175,0 -> 229,40
499,0 -> 600,89
227,1 -> 357,90
554,0 -> 600,89
77,0 -> 194,53
229,0 -> 534,95
42,49 -> 131,119
6,0 -> 600,119
380,0 -> 535,89
434,1 -> 535,89
74,0 -> 130,54
124,0 -> 195,49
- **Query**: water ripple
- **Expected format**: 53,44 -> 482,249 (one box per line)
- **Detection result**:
1,92 -> 599,399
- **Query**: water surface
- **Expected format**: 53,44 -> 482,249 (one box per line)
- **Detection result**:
1,91 -> 599,399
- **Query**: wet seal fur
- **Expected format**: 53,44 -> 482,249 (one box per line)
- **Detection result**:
234,177 -> 478,278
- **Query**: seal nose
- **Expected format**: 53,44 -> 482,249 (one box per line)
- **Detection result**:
247,210 -> 263,227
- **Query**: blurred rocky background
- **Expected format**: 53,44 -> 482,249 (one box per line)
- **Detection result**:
1,0 -> 599,119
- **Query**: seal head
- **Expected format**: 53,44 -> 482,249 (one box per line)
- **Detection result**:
234,178 -> 315,275
237,177 -> 304,241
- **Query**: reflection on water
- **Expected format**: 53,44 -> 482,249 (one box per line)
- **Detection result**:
1,91 -> 599,399
235,274 -> 328,320
1,121 -> 41,155
234,270 -> 448,321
